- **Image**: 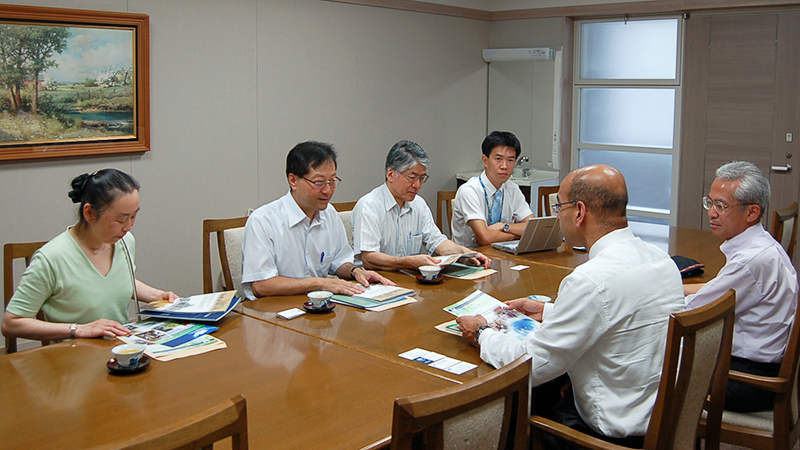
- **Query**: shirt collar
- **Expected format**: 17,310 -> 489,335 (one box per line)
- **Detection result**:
588,227 -> 635,259
479,171 -> 501,197
379,183 -> 411,215
720,222 -> 764,255
282,190 -> 324,228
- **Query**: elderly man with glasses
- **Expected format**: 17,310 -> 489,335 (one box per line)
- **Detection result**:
685,160 -> 798,412
352,140 -> 491,272
241,141 -> 392,299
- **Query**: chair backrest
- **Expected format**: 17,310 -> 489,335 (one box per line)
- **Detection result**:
390,355 -> 530,450
772,291 -> 800,443
4,241 -> 48,354
202,217 -> 248,297
644,290 -> 735,450
436,190 -> 456,234
771,202 -> 798,261
331,201 -> 357,248
331,201 -> 357,212
538,185 -> 559,217
90,394 -> 248,450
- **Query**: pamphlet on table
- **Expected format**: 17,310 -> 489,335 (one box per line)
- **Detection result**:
332,284 -> 417,311
119,319 -> 227,361
139,290 -> 240,322
440,290 -> 539,340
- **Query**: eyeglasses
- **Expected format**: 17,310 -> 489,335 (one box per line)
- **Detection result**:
551,200 -> 578,215
399,171 -> 430,185
702,196 -> 752,215
302,176 -> 342,190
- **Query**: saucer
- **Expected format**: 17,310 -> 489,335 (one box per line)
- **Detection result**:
107,354 -> 150,375
416,273 -> 444,284
303,301 -> 336,314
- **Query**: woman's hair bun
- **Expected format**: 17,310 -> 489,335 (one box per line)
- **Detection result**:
68,173 -> 91,204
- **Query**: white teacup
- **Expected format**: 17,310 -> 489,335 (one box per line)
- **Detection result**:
112,343 -> 146,368
307,290 -> 333,309
419,265 -> 441,281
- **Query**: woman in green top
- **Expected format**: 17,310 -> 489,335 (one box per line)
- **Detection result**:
2,169 -> 179,342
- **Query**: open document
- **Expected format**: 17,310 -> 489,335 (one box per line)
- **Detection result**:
139,291 -> 240,322
118,319 -> 226,362
438,290 -> 539,340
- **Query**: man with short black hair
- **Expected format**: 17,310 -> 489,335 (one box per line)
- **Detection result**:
241,141 -> 392,299
685,160 -> 798,412
451,131 -> 535,248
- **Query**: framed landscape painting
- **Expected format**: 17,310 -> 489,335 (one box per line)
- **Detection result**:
0,5 -> 149,161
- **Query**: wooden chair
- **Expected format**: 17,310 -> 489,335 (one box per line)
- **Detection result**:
770,202 -> 798,262
331,201 -> 357,212
390,355 -> 530,450
698,292 -> 800,450
436,190 -> 456,234
531,290 -> 736,450
202,217 -> 248,297
331,201 -> 357,248
90,394 -> 248,450
537,185 -> 559,217
4,241 -> 49,354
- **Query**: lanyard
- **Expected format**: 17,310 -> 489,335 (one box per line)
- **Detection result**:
479,176 -> 503,222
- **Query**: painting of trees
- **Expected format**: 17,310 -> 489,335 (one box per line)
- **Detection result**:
0,24 -> 69,114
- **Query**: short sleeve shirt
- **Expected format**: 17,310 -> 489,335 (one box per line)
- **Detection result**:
352,183 -> 447,260
451,171 -> 533,248
7,229 -> 135,325
241,191 -> 354,299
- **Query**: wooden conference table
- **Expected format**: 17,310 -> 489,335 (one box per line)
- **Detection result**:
1,225 -> 724,449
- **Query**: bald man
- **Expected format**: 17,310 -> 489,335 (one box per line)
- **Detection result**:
457,165 -> 684,449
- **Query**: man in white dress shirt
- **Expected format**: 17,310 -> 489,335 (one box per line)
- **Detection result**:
457,165 -> 684,448
451,131 -> 535,248
685,161 -> 798,412
241,141 -> 392,299
352,140 -> 491,271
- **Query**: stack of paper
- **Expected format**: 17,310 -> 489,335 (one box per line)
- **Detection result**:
118,319 -> 226,362
139,291 -> 240,323
332,284 -> 417,311
438,290 -> 539,340
399,348 -> 477,375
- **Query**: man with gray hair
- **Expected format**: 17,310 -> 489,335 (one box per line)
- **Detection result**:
685,160 -> 798,412
352,140 -> 491,271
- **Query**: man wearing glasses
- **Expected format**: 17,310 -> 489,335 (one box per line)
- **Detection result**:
352,140 -> 491,271
241,141 -> 392,299
685,160 -> 797,412
451,131 -> 535,248
457,165 -> 684,449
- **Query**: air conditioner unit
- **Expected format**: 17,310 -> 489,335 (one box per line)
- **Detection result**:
482,47 -> 555,62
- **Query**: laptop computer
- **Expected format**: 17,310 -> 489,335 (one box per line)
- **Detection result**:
490,216 -> 563,255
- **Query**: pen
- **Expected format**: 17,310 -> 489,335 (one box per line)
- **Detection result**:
320,252 -> 325,263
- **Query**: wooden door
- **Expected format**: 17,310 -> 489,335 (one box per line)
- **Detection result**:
679,11 -> 800,261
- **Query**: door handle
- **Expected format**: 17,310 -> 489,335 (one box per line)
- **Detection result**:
771,164 -> 792,172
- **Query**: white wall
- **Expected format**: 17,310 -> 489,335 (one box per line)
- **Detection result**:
0,0 -> 490,347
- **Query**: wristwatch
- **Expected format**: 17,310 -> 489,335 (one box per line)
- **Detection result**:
474,324 -> 493,343
69,323 -> 78,339
502,223 -> 510,233
350,266 -> 360,279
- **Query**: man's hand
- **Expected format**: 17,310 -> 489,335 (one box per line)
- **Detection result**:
405,254 -> 440,269
320,278 -> 367,296
462,252 -> 492,269
505,298 -> 545,322
353,268 -> 396,287
456,315 -> 489,345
